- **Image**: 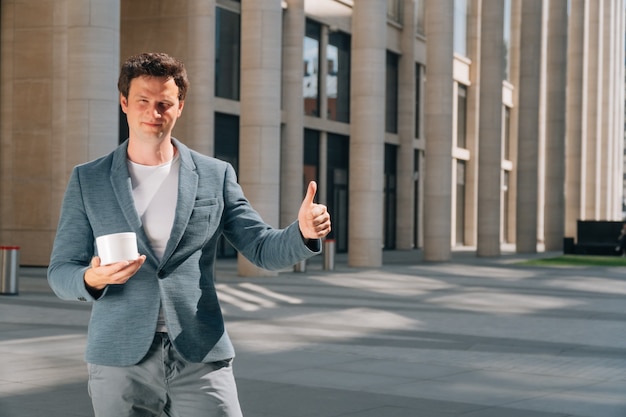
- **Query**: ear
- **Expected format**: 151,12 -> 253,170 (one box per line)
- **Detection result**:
177,100 -> 185,117
120,93 -> 128,114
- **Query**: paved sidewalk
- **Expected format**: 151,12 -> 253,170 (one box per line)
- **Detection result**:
0,249 -> 625,417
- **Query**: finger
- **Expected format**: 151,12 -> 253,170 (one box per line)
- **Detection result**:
91,256 -> 101,268
117,255 -> 145,271
309,205 -> 323,218
302,181 -> 317,206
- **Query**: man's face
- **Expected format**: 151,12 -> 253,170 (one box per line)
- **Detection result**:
120,75 -> 184,144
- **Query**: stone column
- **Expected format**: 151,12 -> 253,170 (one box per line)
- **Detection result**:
515,0 -> 543,253
185,0 -> 215,155
280,0 -> 305,227
0,0 -> 119,264
238,0 -> 282,276
476,0 -> 505,257
535,0 -> 548,248
65,0 -> 119,258
606,0 -> 623,220
348,0 -> 386,267
396,0 -> 416,250
1,0 -> 74,264
423,0 -> 454,261
613,1 -> 626,219
66,0 -> 120,161
564,0 -> 588,238
464,0 -> 483,248
507,0 -> 522,244
599,0 -> 613,218
0,0 -> 16,248
543,0 -> 568,251
51,1 -> 69,258
585,0 -> 601,219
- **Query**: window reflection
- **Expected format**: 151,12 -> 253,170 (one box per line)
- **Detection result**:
327,31 -> 350,122
454,0 -> 468,56
386,51 -> 399,134
304,20 -> 321,117
457,84 -> 468,148
456,160 -> 466,245
415,63 -> 423,138
304,129 -> 320,197
503,106 -> 511,160
416,0 -> 425,35
504,0 -> 512,80
215,6 -> 241,100
387,0 -> 403,24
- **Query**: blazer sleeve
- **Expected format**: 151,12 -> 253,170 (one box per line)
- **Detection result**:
47,167 -> 101,302
220,163 -> 321,270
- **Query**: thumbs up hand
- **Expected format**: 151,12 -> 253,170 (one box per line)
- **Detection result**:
298,181 -> 331,240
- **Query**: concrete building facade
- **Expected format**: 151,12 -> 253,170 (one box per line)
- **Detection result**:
1,0 -> 624,268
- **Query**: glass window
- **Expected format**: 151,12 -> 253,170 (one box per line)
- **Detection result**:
214,112 -> 239,172
327,134 -> 349,252
457,84 -> 468,148
503,0 -> 512,80
456,160 -> 466,245
304,20 -> 321,117
387,0 -> 403,24
119,107 -> 129,144
327,31 -> 351,123
214,112 -> 239,258
454,0 -> 468,56
415,0 -> 425,35
503,106 -> 511,160
415,63 -> 422,138
304,129 -> 320,195
386,51 -> 399,134
215,6 -> 241,100
384,144 -> 398,249
503,170 -> 510,243
414,150 -> 421,248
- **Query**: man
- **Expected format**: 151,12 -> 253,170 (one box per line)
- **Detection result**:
48,52 -> 331,417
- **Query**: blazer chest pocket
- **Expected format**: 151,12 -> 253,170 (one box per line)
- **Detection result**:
184,198 -> 221,245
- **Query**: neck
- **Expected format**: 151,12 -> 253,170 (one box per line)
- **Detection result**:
127,137 -> 176,166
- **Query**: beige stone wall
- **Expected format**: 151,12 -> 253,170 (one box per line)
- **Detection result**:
1,0 -> 625,267
1,0 -> 67,265
0,0 -> 119,265
423,0 -> 454,261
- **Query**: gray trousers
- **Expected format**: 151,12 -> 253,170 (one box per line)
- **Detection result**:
87,333 -> 243,417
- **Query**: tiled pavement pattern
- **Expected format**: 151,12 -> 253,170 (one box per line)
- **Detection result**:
1,249 -> 625,417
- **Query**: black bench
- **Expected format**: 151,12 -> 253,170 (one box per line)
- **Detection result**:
564,220 -> 624,256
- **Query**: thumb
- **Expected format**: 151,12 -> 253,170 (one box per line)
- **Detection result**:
302,181 -> 317,206
91,256 -> 102,268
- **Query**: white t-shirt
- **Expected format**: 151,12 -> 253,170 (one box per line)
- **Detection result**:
128,153 -> 180,332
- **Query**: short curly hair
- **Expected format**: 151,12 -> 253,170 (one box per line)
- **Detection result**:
117,52 -> 190,101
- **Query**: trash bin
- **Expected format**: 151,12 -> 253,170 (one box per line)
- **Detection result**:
0,246 -> 20,295
323,239 -> 335,271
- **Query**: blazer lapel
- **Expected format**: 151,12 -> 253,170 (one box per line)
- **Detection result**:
110,142 -> 159,265
159,140 -> 198,268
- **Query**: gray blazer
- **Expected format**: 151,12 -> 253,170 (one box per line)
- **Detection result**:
48,139 -> 320,366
